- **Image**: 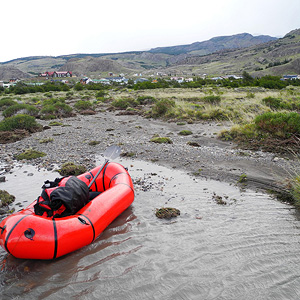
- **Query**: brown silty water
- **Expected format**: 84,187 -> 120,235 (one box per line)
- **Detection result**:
0,158 -> 300,300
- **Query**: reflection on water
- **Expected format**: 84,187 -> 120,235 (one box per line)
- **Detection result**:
0,159 -> 300,300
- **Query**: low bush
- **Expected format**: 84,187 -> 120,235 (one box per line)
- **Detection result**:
41,99 -> 73,119
0,114 -> 42,132
74,100 -> 93,111
137,95 -> 156,104
111,98 -> 138,109
254,112 -> 300,138
0,98 -> 17,109
262,96 -> 282,109
150,99 -> 176,117
3,103 -> 39,117
150,136 -> 173,144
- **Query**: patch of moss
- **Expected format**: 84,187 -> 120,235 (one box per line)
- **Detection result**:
48,121 -> 63,126
179,130 -> 193,136
39,138 -> 53,144
88,140 -> 100,146
58,162 -> 87,176
155,207 -> 180,219
0,190 -> 15,207
150,136 -> 173,144
16,149 -> 46,160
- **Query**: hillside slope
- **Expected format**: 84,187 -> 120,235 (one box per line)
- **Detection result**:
149,33 -> 277,55
166,29 -> 300,76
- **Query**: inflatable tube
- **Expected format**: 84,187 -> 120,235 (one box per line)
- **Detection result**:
0,162 -> 134,260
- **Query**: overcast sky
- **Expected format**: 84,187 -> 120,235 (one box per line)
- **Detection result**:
1,0 -> 299,62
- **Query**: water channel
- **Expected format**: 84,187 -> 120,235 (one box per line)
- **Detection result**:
0,158 -> 300,299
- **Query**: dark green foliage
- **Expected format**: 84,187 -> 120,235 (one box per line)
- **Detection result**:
258,76 -> 287,89
41,98 -> 73,118
74,100 -> 93,111
3,103 -> 39,117
95,90 -> 107,97
262,97 -> 282,109
8,81 -> 70,94
254,112 -> 300,138
0,114 -> 42,132
0,98 -> 17,109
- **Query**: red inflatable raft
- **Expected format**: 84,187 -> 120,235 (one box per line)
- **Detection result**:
0,162 -> 134,260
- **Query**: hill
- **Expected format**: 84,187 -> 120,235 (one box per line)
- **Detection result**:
166,29 -> 300,76
149,33 -> 277,55
0,65 -> 31,81
1,30 -> 300,80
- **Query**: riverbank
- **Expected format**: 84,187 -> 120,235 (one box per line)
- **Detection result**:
0,108 -> 298,194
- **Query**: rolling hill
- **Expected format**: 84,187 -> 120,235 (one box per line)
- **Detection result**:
0,30 -> 299,80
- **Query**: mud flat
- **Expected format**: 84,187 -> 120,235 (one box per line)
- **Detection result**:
0,109 -> 298,193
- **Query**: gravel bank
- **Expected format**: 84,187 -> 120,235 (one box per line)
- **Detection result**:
0,110 -> 298,192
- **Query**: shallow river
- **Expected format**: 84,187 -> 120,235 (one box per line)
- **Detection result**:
0,158 -> 300,300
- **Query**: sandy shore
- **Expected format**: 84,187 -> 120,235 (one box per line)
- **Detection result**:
0,109 -> 298,193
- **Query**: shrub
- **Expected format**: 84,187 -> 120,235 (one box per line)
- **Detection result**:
136,95 -> 156,104
95,90 -> 107,97
3,103 -> 39,117
41,100 -> 73,118
150,99 -> 176,117
0,98 -> 17,109
262,96 -> 282,109
74,100 -> 93,111
150,136 -> 173,144
111,98 -> 138,109
0,114 -> 42,132
254,112 -> 300,138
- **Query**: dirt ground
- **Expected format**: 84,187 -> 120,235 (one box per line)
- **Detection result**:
0,109 -> 299,193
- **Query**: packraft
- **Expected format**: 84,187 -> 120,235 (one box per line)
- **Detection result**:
0,162 -> 135,259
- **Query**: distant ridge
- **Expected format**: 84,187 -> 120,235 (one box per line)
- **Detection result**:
149,33 -> 277,55
2,30 -> 300,80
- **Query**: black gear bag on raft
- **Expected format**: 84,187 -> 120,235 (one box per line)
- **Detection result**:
34,176 -> 90,218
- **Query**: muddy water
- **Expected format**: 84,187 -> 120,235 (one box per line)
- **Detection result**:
0,159 -> 300,300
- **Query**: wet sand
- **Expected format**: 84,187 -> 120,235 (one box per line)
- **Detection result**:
0,109 -> 298,193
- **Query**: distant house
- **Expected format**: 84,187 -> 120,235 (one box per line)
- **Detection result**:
39,71 -> 72,78
80,77 -> 93,85
171,77 -> 184,83
282,75 -> 300,80
106,77 -> 128,84
9,78 -> 20,83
